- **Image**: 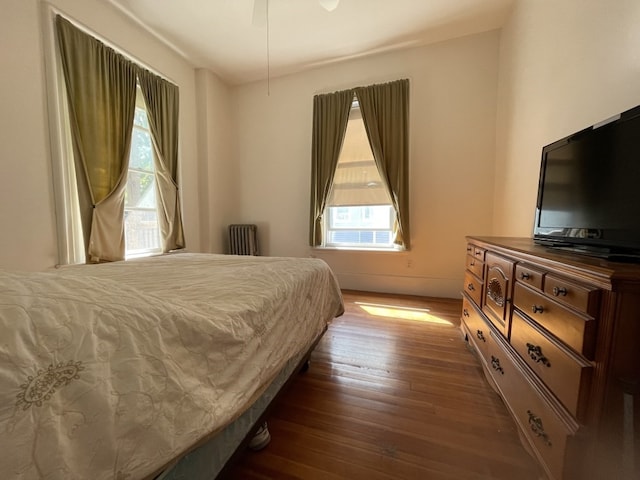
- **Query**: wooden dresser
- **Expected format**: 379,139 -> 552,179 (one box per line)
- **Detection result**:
460,236 -> 640,480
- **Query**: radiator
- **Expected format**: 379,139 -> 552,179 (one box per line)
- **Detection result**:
228,224 -> 259,255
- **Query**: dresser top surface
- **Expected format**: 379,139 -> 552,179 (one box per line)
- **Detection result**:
467,236 -> 640,289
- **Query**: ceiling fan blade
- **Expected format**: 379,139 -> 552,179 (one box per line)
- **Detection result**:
252,0 -> 267,27
319,0 -> 340,12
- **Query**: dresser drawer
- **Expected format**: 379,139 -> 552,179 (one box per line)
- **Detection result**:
487,334 -> 574,480
466,243 -> 486,260
516,263 -> 544,290
462,295 -> 490,359
544,274 -> 600,316
511,310 -> 593,421
472,245 -> 486,261
465,254 -> 484,279
464,270 -> 483,307
513,283 -> 596,360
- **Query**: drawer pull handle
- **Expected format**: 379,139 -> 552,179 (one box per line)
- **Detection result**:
463,309 -> 470,318
552,286 -> 568,297
467,283 -> 475,292
520,272 -> 531,280
476,330 -> 486,342
532,305 -> 544,314
467,246 -> 472,252
490,355 -> 504,374
526,343 -> 551,367
470,260 -> 476,266
527,410 -> 552,446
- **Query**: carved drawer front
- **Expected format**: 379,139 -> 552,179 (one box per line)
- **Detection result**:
513,283 -> 596,360
482,253 -> 514,336
464,270 -> 483,307
487,334 -> 573,480
465,254 -> 484,280
462,295 -> 489,359
544,274 -> 600,316
515,263 -> 544,290
511,310 -> 593,421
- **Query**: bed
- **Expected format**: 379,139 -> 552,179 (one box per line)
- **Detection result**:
0,253 -> 343,479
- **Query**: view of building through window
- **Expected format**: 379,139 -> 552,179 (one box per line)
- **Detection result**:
326,205 -> 394,245
124,96 -> 161,256
324,100 -> 396,248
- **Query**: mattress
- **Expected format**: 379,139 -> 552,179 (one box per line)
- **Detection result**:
0,253 -> 343,479
157,333 -> 316,480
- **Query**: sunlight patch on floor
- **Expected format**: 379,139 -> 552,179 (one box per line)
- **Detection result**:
355,302 -> 453,326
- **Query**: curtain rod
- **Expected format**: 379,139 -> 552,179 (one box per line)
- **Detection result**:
42,2 -> 178,87
313,78 -> 410,98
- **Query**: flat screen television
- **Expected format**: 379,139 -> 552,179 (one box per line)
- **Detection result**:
533,104 -> 640,262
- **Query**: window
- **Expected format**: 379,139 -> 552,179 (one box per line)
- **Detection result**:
124,89 -> 161,257
310,80 -> 409,250
324,100 -> 397,248
49,14 -> 183,264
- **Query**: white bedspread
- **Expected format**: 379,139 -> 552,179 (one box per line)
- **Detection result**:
0,253 -> 343,479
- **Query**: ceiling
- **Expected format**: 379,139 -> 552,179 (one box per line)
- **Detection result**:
107,0 -> 514,85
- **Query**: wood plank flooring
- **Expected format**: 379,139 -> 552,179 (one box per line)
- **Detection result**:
222,290 -> 543,479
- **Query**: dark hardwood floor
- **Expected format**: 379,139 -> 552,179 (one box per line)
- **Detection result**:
222,290 -> 543,479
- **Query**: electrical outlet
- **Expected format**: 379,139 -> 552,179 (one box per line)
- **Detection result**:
407,259 -> 412,268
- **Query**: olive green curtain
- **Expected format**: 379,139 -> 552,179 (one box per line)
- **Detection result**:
309,89 -> 353,245
355,79 -> 410,248
55,15 -> 137,262
137,68 -> 185,253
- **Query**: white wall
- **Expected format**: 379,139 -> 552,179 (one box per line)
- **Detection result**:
195,69 -> 239,253
0,0 -> 209,271
0,0 -> 58,270
231,31 -> 501,298
494,0 -> 640,235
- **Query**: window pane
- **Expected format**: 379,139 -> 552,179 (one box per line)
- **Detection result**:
376,231 -> 391,244
134,108 -> 149,128
331,230 -> 360,243
124,209 -> 160,252
130,127 -> 154,171
327,230 -> 392,246
125,171 -> 156,208
360,231 -> 373,243
125,99 -> 160,256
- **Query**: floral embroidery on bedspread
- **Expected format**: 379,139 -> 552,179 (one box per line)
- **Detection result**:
16,361 -> 84,410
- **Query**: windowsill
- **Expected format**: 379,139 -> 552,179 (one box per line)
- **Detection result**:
125,250 -> 163,260
312,246 -> 406,253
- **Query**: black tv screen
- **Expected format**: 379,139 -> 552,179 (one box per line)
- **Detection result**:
533,104 -> 640,260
